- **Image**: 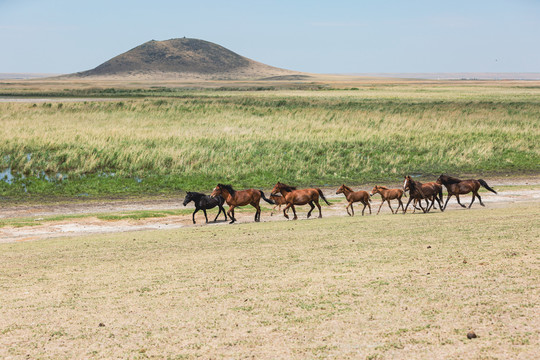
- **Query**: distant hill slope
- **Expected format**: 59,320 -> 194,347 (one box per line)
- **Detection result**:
67,38 -> 300,80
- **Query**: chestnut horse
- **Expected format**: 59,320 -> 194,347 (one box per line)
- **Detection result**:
336,184 -> 371,216
370,185 -> 405,214
269,194 -> 288,216
436,174 -> 497,210
271,182 -> 330,220
211,184 -> 274,224
403,176 -> 443,213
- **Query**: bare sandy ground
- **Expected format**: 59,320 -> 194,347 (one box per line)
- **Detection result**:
1,176 -> 539,243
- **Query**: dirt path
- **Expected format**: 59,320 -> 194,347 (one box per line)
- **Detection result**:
1,176 -> 539,243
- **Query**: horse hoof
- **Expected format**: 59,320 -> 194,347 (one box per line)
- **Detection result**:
229,220 -> 235,224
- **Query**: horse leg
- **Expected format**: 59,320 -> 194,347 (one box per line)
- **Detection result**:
228,206 -> 236,224
476,191 -> 485,207
346,202 -> 353,216
418,200 -> 426,213
425,198 -> 434,213
214,205 -> 226,222
397,198 -> 405,213
456,194 -> 467,208
404,197 -> 414,214
282,203 -> 291,219
252,203 -> 261,222
362,202 -> 366,216
414,198 -> 425,211
306,201 -> 315,218
203,208 -> 208,223
315,200 -> 322,218
351,202 -> 355,216
387,200 -> 395,214
192,208 -> 199,224
468,193 -> 476,209
443,194 -> 452,211
213,206 -> 221,222
377,200 -> 385,215
436,195 -> 444,212
291,205 -> 298,220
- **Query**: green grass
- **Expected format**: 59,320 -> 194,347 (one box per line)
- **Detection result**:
0,201 -> 538,359
1,84 -> 539,197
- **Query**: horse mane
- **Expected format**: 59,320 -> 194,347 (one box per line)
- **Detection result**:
218,184 -> 236,195
377,186 -> 389,190
406,177 -> 422,190
341,184 -> 354,192
187,191 -> 205,199
270,193 -> 283,198
440,174 -> 463,184
279,183 -> 297,192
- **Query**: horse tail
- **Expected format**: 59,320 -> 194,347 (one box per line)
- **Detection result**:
259,190 -> 275,204
478,179 -> 497,194
317,189 -> 330,205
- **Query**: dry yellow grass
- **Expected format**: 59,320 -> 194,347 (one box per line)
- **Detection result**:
1,201 -> 538,359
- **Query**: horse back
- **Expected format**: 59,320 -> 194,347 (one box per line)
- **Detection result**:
286,188 -> 319,205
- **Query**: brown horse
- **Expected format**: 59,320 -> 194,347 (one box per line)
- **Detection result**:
370,186 -> 406,214
406,180 -> 444,213
403,176 -> 443,213
336,184 -> 371,216
436,174 -> 497,210
269,194 -> 288,216
270,182 -> 330,220
211,184 -> 274,224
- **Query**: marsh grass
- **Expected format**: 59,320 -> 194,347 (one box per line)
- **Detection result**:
1,84 -> 539,196
0,201 -> 538,358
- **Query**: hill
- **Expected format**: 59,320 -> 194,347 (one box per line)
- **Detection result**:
67,38 -> 300,80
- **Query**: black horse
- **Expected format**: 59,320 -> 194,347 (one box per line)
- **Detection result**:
183,192 -> 227,224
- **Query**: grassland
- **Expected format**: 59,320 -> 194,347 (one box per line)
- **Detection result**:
0,201 -> 538,359
1,81 -> 539,197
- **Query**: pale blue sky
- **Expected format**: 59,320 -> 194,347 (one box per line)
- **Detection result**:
1,0 -> 539,74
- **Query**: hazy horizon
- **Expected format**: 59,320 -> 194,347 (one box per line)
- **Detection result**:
1,1 -> 539,74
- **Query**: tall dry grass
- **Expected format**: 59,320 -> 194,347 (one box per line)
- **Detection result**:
0,84 -> 539,193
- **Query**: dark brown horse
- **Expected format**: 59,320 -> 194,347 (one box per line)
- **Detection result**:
436,174 -> 497,210
406,180 -> 444,213
270,182 -> 330,220
211,184 -> 274,224
403,176 -> 443,213
336,184 -> 371,216
370,185 -> 406,214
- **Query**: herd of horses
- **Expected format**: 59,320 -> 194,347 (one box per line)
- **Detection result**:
183,174 -> 498,224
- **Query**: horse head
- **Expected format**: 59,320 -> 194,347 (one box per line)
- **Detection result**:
270,182 -> 282,195
182,192 -> 194,206
210,184 -> 223,198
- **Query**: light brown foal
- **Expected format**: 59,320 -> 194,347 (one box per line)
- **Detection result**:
269,194 -> 288,216
370,185 -> 405,214
336,184 -> 371,216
